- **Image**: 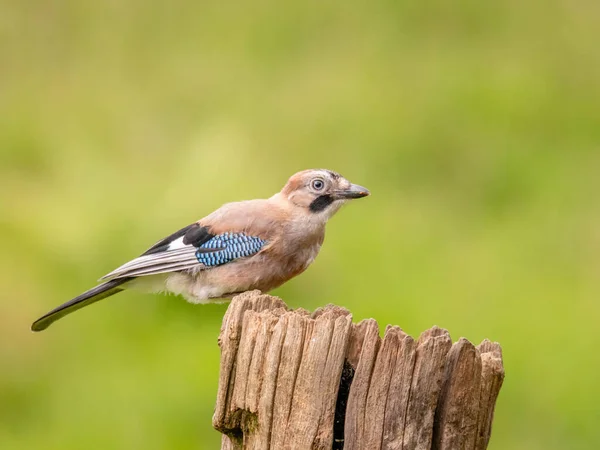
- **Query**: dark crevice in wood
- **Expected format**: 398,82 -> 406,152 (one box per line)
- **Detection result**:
333,360 -> 355,450
222,409 -> 258,445
224,426 -> 243,446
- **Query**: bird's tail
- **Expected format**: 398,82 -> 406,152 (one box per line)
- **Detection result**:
31,278 -> 131,332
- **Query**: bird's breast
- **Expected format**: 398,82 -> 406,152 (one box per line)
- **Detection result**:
266,230 -> 324,279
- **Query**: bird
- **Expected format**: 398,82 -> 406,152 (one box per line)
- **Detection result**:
31,169 -> 370,332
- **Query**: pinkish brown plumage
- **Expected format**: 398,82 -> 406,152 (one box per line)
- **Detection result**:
31,169 -> 370,331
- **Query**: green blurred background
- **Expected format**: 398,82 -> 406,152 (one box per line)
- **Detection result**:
1,1 -> 599,449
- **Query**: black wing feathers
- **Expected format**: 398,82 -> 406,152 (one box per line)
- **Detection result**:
143,223 -> 214,255
182,224 -> 214,247
143,224 -> 196,255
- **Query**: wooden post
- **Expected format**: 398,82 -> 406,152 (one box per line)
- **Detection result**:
213,291 -> 504,450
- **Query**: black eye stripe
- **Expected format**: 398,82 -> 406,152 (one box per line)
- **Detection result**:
309,194 -> 334,212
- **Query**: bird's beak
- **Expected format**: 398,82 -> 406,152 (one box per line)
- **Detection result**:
335,183 -> 370,199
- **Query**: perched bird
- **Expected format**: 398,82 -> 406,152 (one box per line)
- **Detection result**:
31,169 -> 369,332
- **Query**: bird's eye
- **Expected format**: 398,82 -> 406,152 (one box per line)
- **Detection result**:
311,179 -> 325,191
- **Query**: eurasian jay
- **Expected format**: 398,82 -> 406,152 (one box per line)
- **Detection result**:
31,169 -> 369,331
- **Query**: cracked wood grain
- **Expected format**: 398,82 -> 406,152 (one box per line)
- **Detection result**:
432,338 -> 482,450
213,292 -> 504,450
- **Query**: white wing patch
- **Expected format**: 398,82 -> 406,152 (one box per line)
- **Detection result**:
167,236 -> 188,250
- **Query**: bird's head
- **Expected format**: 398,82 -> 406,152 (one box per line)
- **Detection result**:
279,169 -> 370,220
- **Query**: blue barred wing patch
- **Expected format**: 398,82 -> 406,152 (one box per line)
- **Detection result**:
195,232 -> 266,266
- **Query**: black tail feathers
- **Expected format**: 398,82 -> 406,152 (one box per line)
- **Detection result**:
31,278 -> 131,332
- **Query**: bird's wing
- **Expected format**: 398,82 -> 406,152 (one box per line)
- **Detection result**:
100,222 -> 267,281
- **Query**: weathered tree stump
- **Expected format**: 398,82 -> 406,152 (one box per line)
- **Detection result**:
213,291 -> 504,450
